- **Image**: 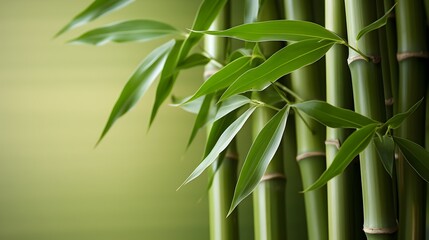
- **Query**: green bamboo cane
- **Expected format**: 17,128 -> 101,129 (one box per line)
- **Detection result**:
205,3 -> 240,239
283,1 -> 328,239
251,95 -> 287,240
325,0 -> 358,239
246,1 -> 287,239
395,0 -> 428,239
377,0 -> 394,119
344,0 -> 397,239
383,0 -> 399,115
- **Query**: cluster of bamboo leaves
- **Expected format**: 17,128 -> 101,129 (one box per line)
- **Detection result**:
56,0 -> 429,239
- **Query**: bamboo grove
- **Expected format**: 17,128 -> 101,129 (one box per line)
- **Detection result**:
56,0 -> 429,239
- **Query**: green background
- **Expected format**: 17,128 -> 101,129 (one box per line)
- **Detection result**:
0,0 -> 222,239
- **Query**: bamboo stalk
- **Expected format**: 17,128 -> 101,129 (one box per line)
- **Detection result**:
383,0 -> 399,115
395,0 -> 428,239
344,0 -> 397,239
283,1 -> 328,239
205,3 -> 240,239
252,97 -> 287,240
325,0 -> 358,239
248,1 -> 287,239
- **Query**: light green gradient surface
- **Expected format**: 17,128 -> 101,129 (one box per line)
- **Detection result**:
0,1 -> 211,239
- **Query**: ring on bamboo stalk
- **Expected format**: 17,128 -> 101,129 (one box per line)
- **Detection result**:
347,55 -> 381,65
225,151 -> 239,161
385,97 -> 394,106
325,139 -> 341,150
362,226 -> 398,234
396,51 -> 429,62
261,172 -> 286,182
296,151 -> 326,162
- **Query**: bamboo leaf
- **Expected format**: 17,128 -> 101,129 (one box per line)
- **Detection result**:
179,106 -> 256,189
374,136 -> 395,177
292,100 -> 378,128
220,40 -> 335,101
170,95 -> 204,114
178,53 -> 211,70
186,56 -> 253,103
201,20 -> 343,42
394,137 -> 429,182
179,0 -> 228,60
229,106 -> 290,215
55,0 -> 134,37
69,20 -> 179,45
187,94 -> 215,148
213,95 -> 251,122
304,123 -> 378,192
385,98 -> 423,129
356,3 -> 397,40
97,40 -> 174,144
150,40 -> 184,126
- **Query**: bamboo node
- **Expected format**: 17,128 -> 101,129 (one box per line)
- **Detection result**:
348,55 -> 380,64
397,51 -> 429,62
385,97 -> 394,106
203,69 -> 218,80
261,173 -> 286,182
325,139 -> 341,150
296,151 -> 325,162
363,226 -> 398,234
225,151 -> 239,161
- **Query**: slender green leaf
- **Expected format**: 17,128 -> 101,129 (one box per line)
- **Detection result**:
186,56 -> 253,103
220,39 -> 335,101
187,94 -> 214,148
385,98 -> 423,129
229,106 -> 290,215
201,20 -> 343,42
150,40 -> 183,125
170,95 -> 204,114
356,3 -> 397,40
55,0 -> 134,37
213,95 -> 251,122
178,53 -> 211,70
178,0 -> 228,60
97,40 -> 174,144
151,0 -> 228,125
70,20 -> 179,45
179,106 -> 256,189
394,137 -> 429,182
292,100 -> 378,128
374,136 -> 395,177
304,123 -> 378,192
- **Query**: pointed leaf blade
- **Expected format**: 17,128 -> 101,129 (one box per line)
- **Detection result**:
70,20 -> 178,45
187,94 -> 214,147
304,123 -> 378,192
374,136 -> 395,177
213,95 -> 251,122
150,40 -> 184,125
229,106 -> 290,214
178,0 -> 228,60
97,40 -> 174,144
179,106 -> 256,188
186,56 -> 253,102
292,100 -> 378,128
221,40 -> 335,100
170,95 -> 204,114
356,3 -> 396,40
55,0 -> 134,37
202,20 -> 343,42
385,98 -> 423,129
394,137 -> 429,182
178,53 -> 211,70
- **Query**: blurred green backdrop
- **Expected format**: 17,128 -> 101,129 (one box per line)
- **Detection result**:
0,1 -> 223,239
